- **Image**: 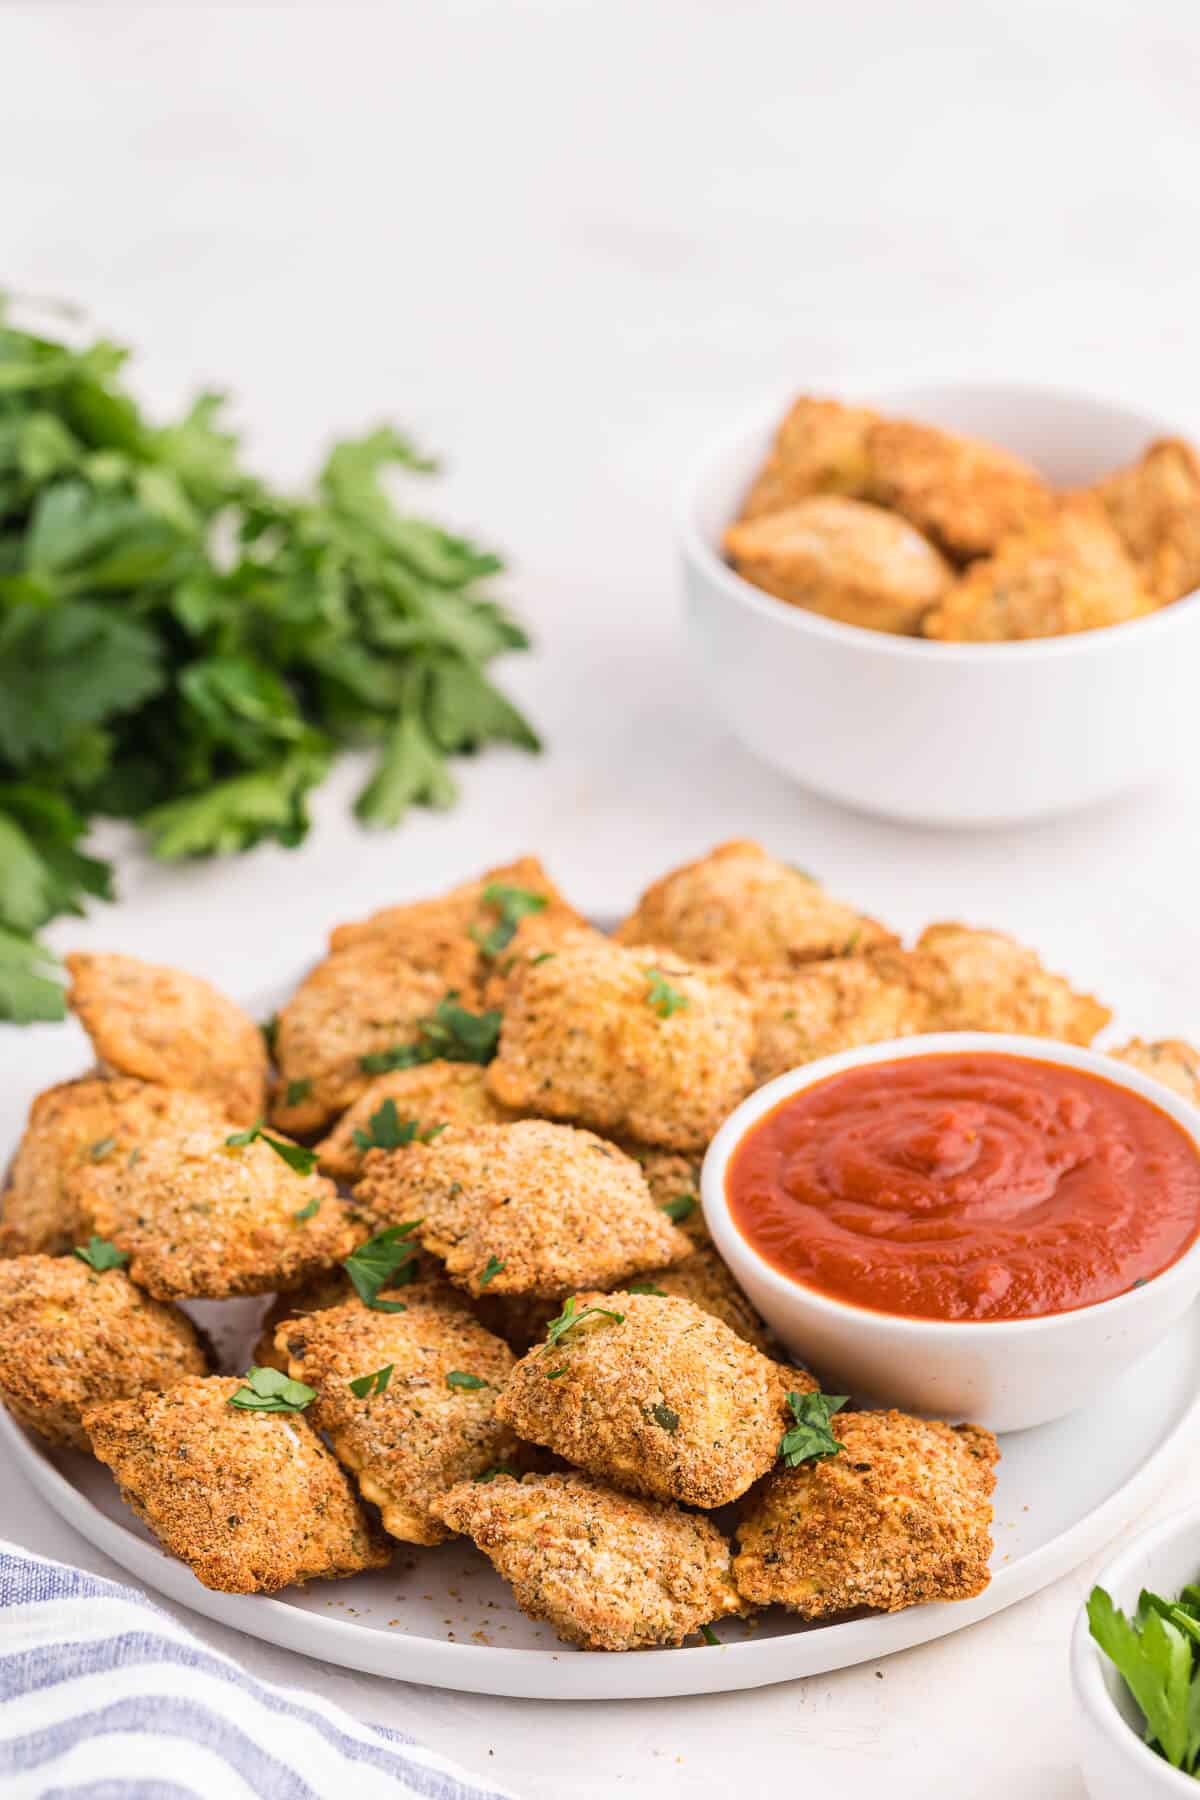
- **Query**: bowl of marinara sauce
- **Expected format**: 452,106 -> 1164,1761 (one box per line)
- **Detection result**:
701,1034 -> 1200,1431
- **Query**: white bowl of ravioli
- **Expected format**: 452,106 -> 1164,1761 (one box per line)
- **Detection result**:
680,380 -> 1200,828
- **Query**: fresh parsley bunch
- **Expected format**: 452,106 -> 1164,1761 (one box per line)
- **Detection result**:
1089,1581 -> 1200,1773
0,300 -> 539,1024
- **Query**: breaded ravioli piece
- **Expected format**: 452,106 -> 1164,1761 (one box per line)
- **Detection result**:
743,947 -> 932,1084
65,952 -> 268,1122
1089,437 -> 1200,603
432,1471 -> 746,1651
251,1270 -> 358,1371
1,1077 -> 226,1258
270,940 -> 449,1134
923,499 -> 1155,642
614,840 -> 894,972
356,1120 -> 690,1298
733,1410 -> 997,1618
315,1062 -> 516,1183
629,1242 -> 776,1355
486,939 -> 755,1151
865,417 -> 1051,561
1110,1038 -> 1200,1106
278,1292 -> 517,1545
917,922 -> 1110,1043
83,1377 -> 390,1593
0,1256 -> 209,1450
724,496 -> 952,635
88,1125 -> 356,1300
494,1291 -> 792,1507
737,396 -> 878,522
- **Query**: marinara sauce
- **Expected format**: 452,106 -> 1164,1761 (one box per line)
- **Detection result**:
726,1052 -> 1200,1322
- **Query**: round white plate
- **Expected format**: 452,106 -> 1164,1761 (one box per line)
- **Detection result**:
5,921 -> 1200,1700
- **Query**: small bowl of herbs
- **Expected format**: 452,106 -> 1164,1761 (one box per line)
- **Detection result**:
1073,1507 -> 1200,1795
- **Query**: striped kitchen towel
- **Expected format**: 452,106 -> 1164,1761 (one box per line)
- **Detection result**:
0,1539 -> 517,1800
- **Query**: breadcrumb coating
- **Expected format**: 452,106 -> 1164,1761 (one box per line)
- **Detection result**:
743,947 -> 932,1084
866,418 -> 1051,562
251,1270 -> 358,1371
917,922 -> 1110,1043
486,938 -> 755,1151
1,1077 -> 226,1258
65,952 -> 268,1123
0,1256 -> 209,1450
431,1471 -> 746,1650
355,1120 -> 690,1298
614,840 -> 894,971
494,1291 -> 793,1507
725,496 -> 951,635
269,940 -> 448,1134
83,1376 -> 390,1593
737,396 -> 876,522
628,1242 -> 776,1354
733,1410 -> 997,1618
1089,437 -> 1200,603
88,1126 -> 357,1300
923,498 -> 1155,641
1110,1038 -> 1200,1106
279,1291 -> 517,1545
315,1062 -> 516,1182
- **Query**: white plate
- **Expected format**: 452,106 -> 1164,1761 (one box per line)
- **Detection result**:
5,936 -> 1200,1700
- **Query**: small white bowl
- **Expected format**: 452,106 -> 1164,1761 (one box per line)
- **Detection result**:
701,1032 -> 1200,1432
680,379 -> 1200,828
1072,1506 -> 1200,1798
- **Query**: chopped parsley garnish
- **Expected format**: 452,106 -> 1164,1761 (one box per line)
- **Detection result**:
343,1223 -> 421,1311
472,883 -> 548,958
88,1136 -> 116,1163
228,1366 -> 316,1414
627,1281 -> 667,1296
446,1370 -> 488,1391
1088,1582 -> 1200,1772
284,1078 -> 312,1107
644,968 -> 689,1019
778,1391 -> 848,1467
477,1254 -> 506,1288
261,1014 -> 279,1059
348,1364 -> 394,1399
651,1403 -> 680,1433
698,1623 -> 720,1646
293,1195 -> 322,1223
546,1367 -> 568,1379
529,951 -> 556,967
474,1463 -> 520,1482
360,995 -> 502,1073
224,1121 -> 320,1176
72,1236 -> 129,1272
351,1097 -> 444,1154
660,1193 -> 697,1224
543,1295 -> 624,1349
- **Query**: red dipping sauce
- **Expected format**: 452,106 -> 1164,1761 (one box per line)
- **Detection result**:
726,1052 -> 1200,1322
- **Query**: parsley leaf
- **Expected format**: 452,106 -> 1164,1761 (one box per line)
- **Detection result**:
477,1254 -> 506,1288
224,1121 -> 320,1176
228,1365 -> 316,1414
644,968 -> 689,1019
343,1224 -> 420,1311
472,882 -> 548,958
72,1235 -> 129,1272
0,926 -> 65,1022
778,1391 -> 848,1467
698,1623 -> 720,1646
351,1097 -> 443,1154
360,996 -> 502,1073
348,1364 -> 394,1399
1088,1586 -> 1198,1770
660,1194 -> 697,1224
446,1370 -> 488,1391
627,1281 -> 667,1296
284,1078 -> 312,1107
543,1295 -> 625,1348
293,1195 -> 322,1223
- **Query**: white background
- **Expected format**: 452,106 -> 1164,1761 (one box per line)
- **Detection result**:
5,3 -> 1200,1793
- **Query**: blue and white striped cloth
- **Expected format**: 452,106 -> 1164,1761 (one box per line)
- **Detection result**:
0,1540 -> 516,1800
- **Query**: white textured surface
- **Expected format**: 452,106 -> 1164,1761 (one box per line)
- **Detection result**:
4,1 -> 1200,1793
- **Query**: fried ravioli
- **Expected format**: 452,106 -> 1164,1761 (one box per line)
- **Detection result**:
65,952 -> 268,1122
0,1256 -> 209,1450
494,1291 -> 792,1508
431,1471 -> 745,1650
733,1410 -> 997,1618
486,938 -> 755,1151
917,922 -> 1110,1043
1110,1038 -> 1200,1106
83,1377 -> 390,1593
736,396 -> 877,522
923,499 -> 1155,642
88,1125 -> 357,1300
1,1077 -> 227,1258
1089,437 -> 1200,603
614,840 -> 894,971
724,495 -> 952,635
628,1242 -> 776,1354
278,1291 -> 517,1544
314,1062 -> 516,1182
743,947 -> 931,1084
865,417 -> 1051,561
356,1120 -> 690,1298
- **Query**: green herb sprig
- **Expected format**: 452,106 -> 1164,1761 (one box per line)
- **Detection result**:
1088,1582 -> 1200,1773
351,1097 -> 445,1154
225,1121 -> 319,1176
472,883 -> 548,959
228,1366 -> 316,1414
343,1223 -> 420,1311
72,1235 -> 129,1272
778,1391 -> 848,1467
644,968 -> 689,1019
348,1364 -> 394,1399
543,1295 -> 625,1350
360,996 -> 502,1074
